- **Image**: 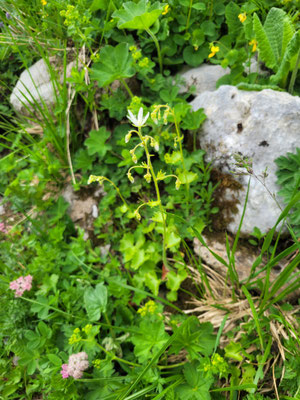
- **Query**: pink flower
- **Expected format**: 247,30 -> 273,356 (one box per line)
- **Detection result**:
9,275 -> 33,297
0,222 -> 7,233
61,352 -> 89,380
60,364 -> 69,379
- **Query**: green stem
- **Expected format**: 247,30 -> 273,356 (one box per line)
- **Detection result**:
173,111 -> 189,211
94,342 -> 140,367
104,177 -> 128,207
288,48 -> 300,94
185,0 -> 193,33
145,27 -> 163,74
137,127 -> 168,269
120,78 -> 134,98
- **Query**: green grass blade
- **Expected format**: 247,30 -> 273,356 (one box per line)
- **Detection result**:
242,285 -> 264,350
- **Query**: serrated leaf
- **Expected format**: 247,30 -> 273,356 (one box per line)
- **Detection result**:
224,341 -> 243,361
253,13 -> 277,70
91,43 -> 135,87
225,1 -> 241,39
112,0 -> 163,30
270,30 -> 300,85
131,320 -> 169,363
178,171 -> 198,184
84,283 -> 108,322
85,127 -> 111,157
181,108 -> 206,130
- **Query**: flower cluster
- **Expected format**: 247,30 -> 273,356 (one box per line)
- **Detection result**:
208,44 -> 219,59
203,353 -> 228,375
162,4 -> 170,15
137,300 -> 157,317
0,222 -> 7,233
238,13 -> 247,23
249,39 -> 257,52
9,275 -> 33,297
61,352 -> 89,379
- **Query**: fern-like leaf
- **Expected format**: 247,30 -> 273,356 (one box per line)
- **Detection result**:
225,2 -> 241,39
281,14 -> 295,59
270,30 -> 300,85
253,13 -> 277,70
264,8 -> 288,63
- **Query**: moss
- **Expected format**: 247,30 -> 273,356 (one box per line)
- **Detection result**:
210,169 -> 243,232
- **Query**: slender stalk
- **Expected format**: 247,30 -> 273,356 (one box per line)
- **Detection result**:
120,78 -> 134,98
185,0 -> 193,33
172,111 -> 190,211
288,48 -> 300,94
137,127 -> 168,269
145,27 -> 163,74
94,342 -> 140,367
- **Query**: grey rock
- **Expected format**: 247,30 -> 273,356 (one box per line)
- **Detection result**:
10,56 -> 83,117
10,59 -> 56,116
179,64 -> 230,95
191,85 -> 300,235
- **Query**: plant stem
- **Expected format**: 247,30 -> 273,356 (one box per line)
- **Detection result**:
185,0 -> 193,33
288,48 -> 300,94
145,27 -> 163,74
137,127 -> 168,269
172,111 -> 190,212
120,78 -> 134,98
95,342 -> 140,367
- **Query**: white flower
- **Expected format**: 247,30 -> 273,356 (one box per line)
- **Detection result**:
127,107 -> 150,128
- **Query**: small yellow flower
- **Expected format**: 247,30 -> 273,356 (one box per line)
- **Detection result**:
162,4 -> 170,15
249,39 -> 257,52
208,45 -> 219,59
41,0 -> 47,5
238,13 -> 247,23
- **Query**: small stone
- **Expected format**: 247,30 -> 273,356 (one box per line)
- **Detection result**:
178,64 -> 230,95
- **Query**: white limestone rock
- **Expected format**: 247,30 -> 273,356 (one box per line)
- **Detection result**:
191,85 -> 300,235
179,64 -> 230,95
10,56 -> 83,117
10,59 -> 56,116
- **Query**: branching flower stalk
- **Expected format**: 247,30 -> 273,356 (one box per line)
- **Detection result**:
88,175 -> 128,208
127,108 -> 181,270
151,105 -> 190,209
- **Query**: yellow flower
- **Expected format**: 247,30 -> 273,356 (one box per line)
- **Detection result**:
208,45 -> 219,59
162,4 -> 170,15
41,0 -> 47,5
249,39 -> 257,52
238,13 -> 247,23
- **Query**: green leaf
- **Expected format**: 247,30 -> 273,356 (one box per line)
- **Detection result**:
47,354 -> 62,366
183,46 -> 207,67
178,171 -> 198,184
131,320 -> 169,363
74,148 -> 96,172
270,30 -> 300,85
224,341 -> 243,361
225,2 -> 241,39
112,0 -> 163,30
85,127 -> 111,158
181,108 -> 206,130
90,0 -> 109,11
170,317 -> 215,358
165,151 -> 182,164
90,43 -> 135,87
177,363 -> 213,399
165,229 -> 181,249
253,13 -> 277,70
84,283 -> 108,322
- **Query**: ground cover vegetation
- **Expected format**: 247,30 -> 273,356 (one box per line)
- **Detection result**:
0,0 -> 300,398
